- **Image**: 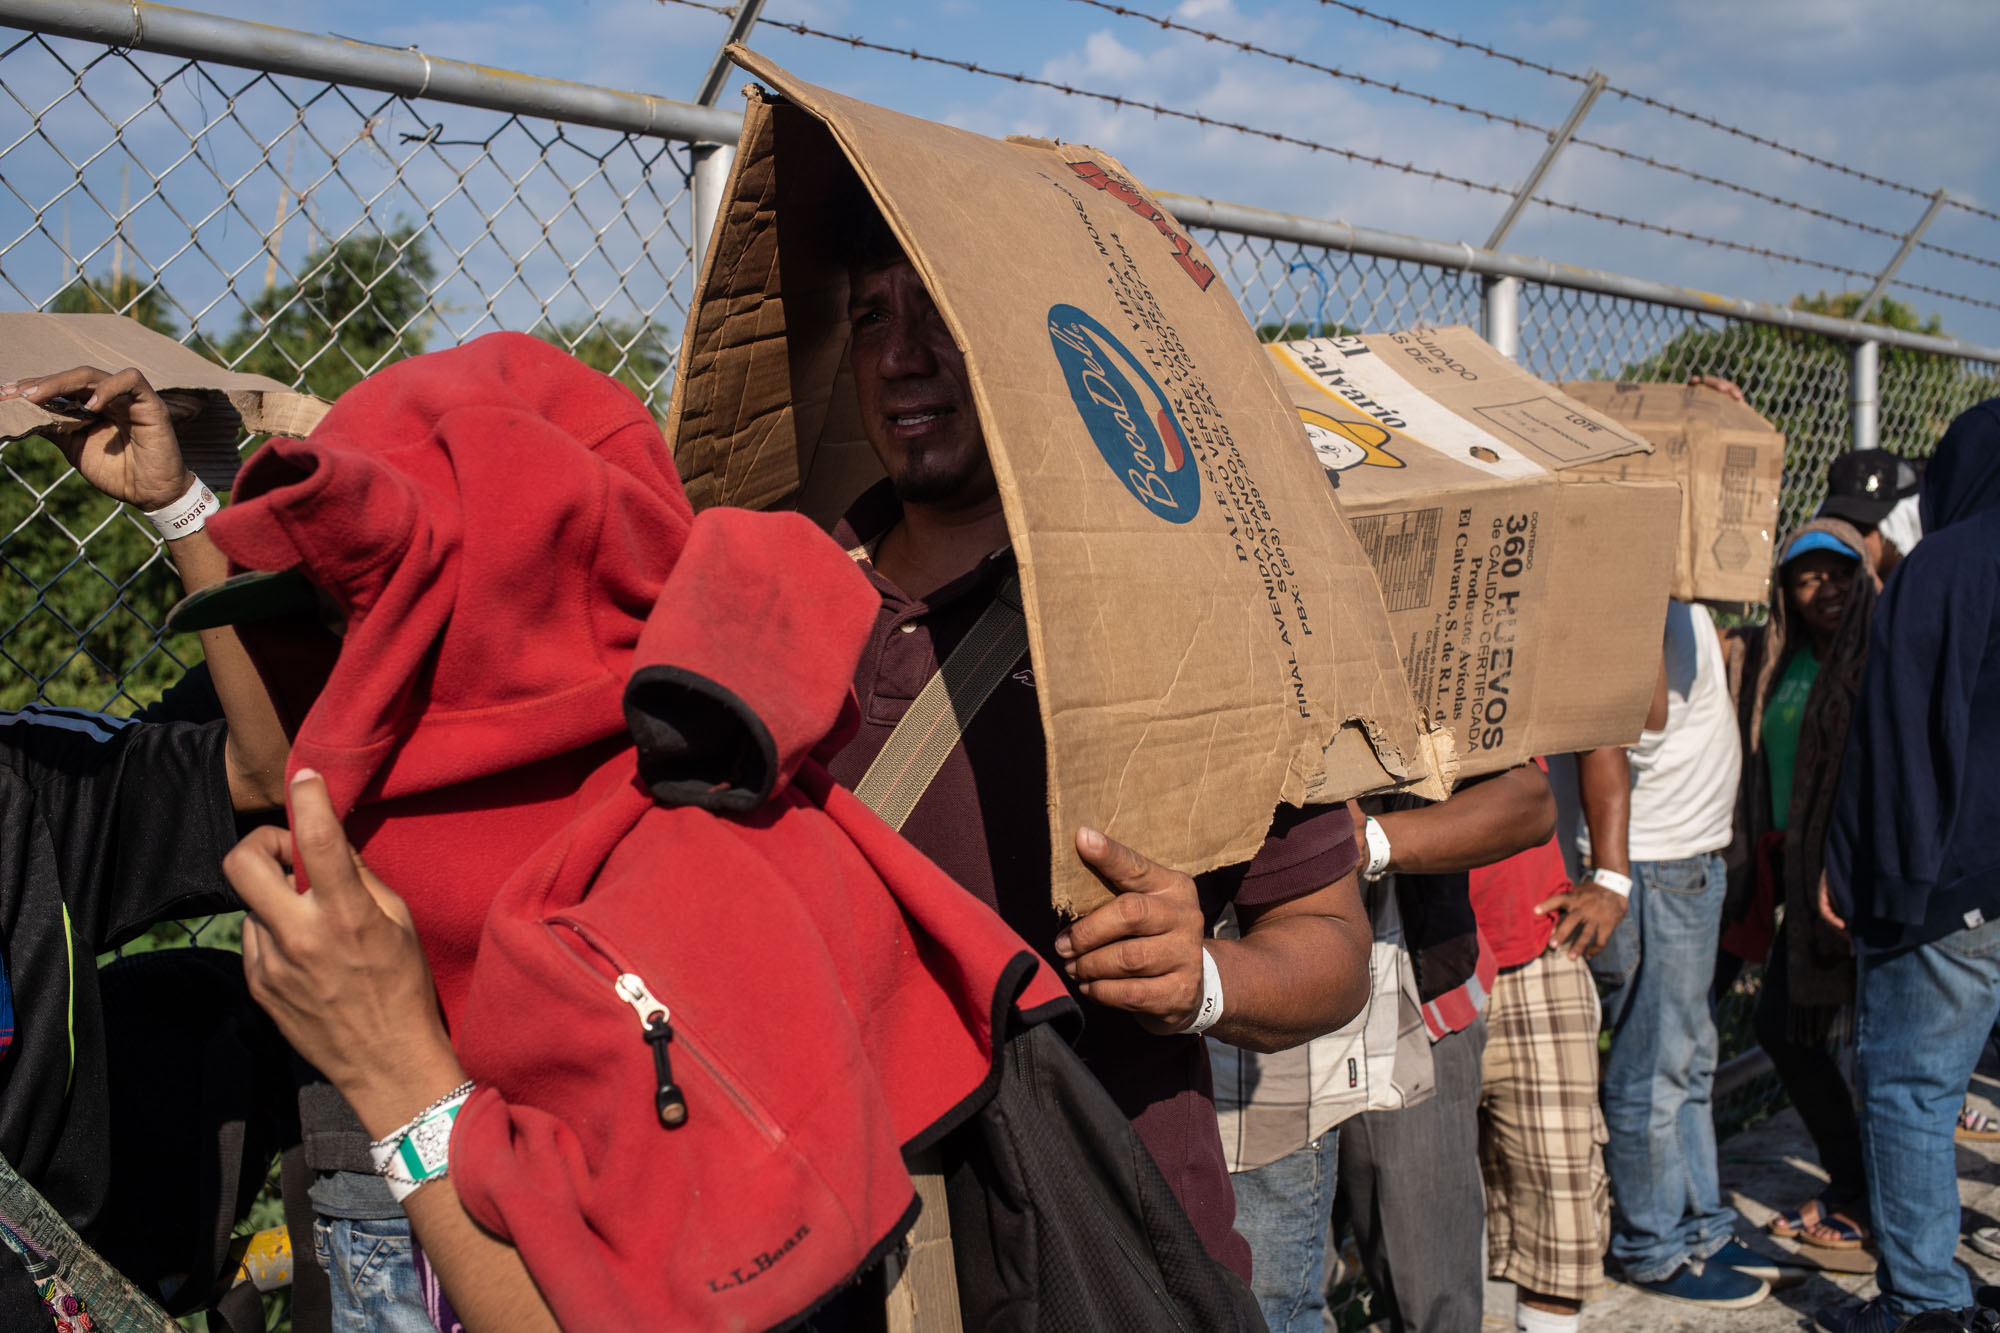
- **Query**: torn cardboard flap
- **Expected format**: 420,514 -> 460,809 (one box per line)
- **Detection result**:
1269,330 -> 1681,773
0,313 -> 329,492
667,48 -> 1442,915
1558,381 -> 1785,606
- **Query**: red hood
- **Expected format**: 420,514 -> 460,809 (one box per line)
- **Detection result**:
211,332 -> 697,812
210,333 -> 878,1017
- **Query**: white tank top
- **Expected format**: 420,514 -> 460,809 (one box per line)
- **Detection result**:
1579,600 -> 1741,864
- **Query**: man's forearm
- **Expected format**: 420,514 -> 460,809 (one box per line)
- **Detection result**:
165,530 -> 289,810
404,1183 -> 561,1333
1373,764 -> 1555,875
1208,881 -> 1370,1053
1576,746 -> 1633,875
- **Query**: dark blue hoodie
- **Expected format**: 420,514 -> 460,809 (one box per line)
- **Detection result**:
1826,397 -> 2000,955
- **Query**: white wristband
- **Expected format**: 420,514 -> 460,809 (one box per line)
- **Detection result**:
1589,867 -> 1634,899
1180,946 -> 1225,1036
1361,815 -> 1392,882
369,1081 -> 474,1204
141,476 -> 219,542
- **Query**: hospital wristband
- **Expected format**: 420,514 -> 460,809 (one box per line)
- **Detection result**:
141,475 -> 219,542
1589,868 -> 1634,899
1179,946 -> 1225,1036
368,1080 -> 474,1203
1361,815 -> 1393,882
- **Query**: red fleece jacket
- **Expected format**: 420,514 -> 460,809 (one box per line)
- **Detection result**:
209,334 -> 1070,1328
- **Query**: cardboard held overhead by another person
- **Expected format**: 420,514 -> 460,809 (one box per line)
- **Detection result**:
1560,378 -> 1786,606
0,313 -> 328,491
667,47 -> 1448,915
1267,329 -> 1683,775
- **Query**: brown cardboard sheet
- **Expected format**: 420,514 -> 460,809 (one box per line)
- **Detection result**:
1559,380 -> 1786,606
0,313 -> 327,491
666,49 -> 1445,915
1269,330 -> 1681,772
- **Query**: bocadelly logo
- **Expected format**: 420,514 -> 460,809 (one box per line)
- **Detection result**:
1068,160 -> 1216,291
1048,304 -> 1199,523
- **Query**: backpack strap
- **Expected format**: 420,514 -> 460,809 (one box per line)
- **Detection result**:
853,574 -> 1027,834
850,557 -> 1022,1331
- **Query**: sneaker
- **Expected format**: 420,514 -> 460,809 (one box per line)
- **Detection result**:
1710,1238 -> 1803,1284
1814,1299 -> 1904,1333
1969,1227 -> 2000,1262
1632,1260 -> 1770,1309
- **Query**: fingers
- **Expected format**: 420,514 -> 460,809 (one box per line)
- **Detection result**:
1066,932 -> 1182,984
1057,880 -> 1186,958
1076,975 -> 1185,1015
1534,890 -> 1576,917
224,824 -> 303,927
1073,826 -> 1157,892
0,365 -> 161,418
287,769 -> 373,922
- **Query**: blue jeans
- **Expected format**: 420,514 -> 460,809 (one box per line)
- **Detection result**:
1588,852 -> 1735,1283
314,1215 -> 434,1333
1231,1129 -> 1340,1333
1854,913 -> 2000,1318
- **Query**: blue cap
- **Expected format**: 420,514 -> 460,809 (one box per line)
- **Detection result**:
1782,530 -> 1861,565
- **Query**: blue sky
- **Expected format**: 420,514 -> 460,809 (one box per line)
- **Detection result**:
29,0 -> 2000,344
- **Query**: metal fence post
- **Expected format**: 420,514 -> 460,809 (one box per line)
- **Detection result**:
1482,274 -> 1519,360
690,142 -> 734,277
1850,339 -> 1880,452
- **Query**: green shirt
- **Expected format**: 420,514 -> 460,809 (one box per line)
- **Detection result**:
1762,647 -> 1820,832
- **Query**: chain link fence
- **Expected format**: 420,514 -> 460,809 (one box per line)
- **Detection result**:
4,9 -> 1998,1160
2,26 -> 696,717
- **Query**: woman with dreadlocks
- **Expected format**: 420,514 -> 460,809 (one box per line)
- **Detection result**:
1722,516 -> 1878,1253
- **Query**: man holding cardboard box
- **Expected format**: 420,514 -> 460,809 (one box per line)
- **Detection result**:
819,220 -> 1372,1280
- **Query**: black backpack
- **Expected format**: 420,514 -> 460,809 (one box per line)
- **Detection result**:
940,1020 -> 1267,1333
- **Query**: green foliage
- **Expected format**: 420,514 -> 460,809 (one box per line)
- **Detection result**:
1257,320 -> 1360,343
0,433 -> 200,713
207,225 -> 436,398
531,314 -> 676,410
1618,290 -> 2000,530
50,272 -> 180,336
5,224 -> 433,712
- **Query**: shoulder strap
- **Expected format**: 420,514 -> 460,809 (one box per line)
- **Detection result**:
853,575 -> 1028,833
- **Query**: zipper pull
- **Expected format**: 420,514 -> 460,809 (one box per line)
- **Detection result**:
615,973 -> 688,1129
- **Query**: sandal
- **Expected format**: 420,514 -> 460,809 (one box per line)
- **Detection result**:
1770,1196 -> 1834,1240
1959,1103 -> 2000,1143
1801,1209 -> 1872,1252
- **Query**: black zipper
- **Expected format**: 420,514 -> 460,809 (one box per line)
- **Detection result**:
547,917 -> 783,1143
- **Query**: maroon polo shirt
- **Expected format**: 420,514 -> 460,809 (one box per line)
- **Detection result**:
827,483 -> 1360,1280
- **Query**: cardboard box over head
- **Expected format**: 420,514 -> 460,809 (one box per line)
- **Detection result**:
0,314 -> 329,492
666,47 -> 1447,916
1267,329 -> 1681,774
1558,381 -> 1785,607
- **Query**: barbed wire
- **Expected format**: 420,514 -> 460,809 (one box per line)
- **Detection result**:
1308,0 -> 2000,228
1069,0 -> 2000,275
654,0 -> 2000,313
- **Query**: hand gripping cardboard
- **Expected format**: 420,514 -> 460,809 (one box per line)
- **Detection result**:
0,313 -> 328,491
664,48 -> 1445,915
1267,329 -> 1682,774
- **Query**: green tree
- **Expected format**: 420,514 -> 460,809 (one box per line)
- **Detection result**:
210,225 -> 436,399
1616,290 -> 2000,533
531,314 -> 675,410
1257,320 -> 1360,343
50,271 -> 180,336
0,433 -> 199,712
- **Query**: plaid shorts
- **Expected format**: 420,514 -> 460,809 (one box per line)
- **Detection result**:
1477,944 -> 1611,1303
